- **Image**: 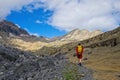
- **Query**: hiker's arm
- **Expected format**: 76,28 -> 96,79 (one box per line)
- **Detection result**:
73,47 -> 77,57
81,46 -> 84,54
76,47 -> 78,53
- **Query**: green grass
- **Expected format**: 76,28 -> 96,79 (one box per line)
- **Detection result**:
62,63 -> 82,80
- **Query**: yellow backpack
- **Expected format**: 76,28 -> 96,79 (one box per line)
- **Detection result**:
77,45 -> 82,53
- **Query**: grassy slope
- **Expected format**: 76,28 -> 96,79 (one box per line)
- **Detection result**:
63,27 -> 120,80
84,46 -> 120,80
67,45 -> 120,80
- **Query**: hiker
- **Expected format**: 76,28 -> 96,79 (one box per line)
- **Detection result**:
76,43 -> 84,66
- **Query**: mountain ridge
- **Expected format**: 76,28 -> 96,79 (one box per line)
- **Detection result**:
0,20 -> 103,42
0,20 -> 103,52
59,28 -> 103,41
0,20 -> 29,36
0,20 -> 49,42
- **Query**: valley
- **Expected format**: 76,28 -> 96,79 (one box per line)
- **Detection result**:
0,20 -> 120,80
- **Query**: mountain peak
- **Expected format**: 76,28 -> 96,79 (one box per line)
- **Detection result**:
60,28 -> 102,41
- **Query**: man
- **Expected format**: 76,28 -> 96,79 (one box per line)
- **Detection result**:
76,43 -> 84,66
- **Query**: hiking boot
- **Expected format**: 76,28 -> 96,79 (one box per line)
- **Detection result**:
78,63 -> 82,66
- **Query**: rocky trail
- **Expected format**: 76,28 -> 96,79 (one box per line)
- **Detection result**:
77,65 -> 93,80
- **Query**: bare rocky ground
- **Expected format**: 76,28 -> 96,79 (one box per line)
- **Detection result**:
0,44 -> 94,80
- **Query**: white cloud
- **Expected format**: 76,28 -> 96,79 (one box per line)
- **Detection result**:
0,0 -> 120,32
36,20 -> 42,24
41,0 -> 120,31
0,0 -> 33,20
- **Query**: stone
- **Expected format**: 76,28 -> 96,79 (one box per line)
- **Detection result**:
0,72 -> 3,75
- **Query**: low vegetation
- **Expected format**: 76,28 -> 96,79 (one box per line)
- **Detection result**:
62,63 -> 81,80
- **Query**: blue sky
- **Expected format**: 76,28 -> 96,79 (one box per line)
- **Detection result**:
6,8 -> 66,38
0,0 -> 120,38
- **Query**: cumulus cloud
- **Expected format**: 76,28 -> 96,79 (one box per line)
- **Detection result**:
41,0 -> 120,31
0,0 -> 120,31
0,0 -> 33,20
